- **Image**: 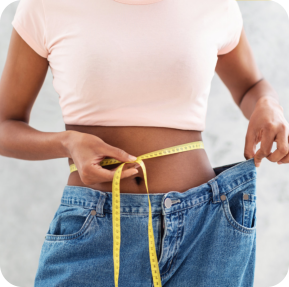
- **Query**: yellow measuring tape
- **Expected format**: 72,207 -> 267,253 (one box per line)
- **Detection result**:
69,141 -> 204,287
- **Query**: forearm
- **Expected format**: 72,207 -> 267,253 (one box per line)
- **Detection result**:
0,119 -> 76,160
239,79 -> 280,120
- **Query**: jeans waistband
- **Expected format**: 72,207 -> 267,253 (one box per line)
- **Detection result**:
61,158 -> 257,216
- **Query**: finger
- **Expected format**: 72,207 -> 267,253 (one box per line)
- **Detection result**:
112,166 -> 140,180
244,127 -> 257,160
88,164 -> 139,183
277,151 -> 289,164
98,142 -> 137,163
267,128 -> 289,163
277,134 -> 289,164
254,128 -> 275,167
110,163 -> 140,171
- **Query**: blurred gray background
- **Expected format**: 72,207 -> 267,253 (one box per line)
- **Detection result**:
0,1 -> 289,286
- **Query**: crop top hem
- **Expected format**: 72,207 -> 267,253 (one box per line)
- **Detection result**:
63,119 -> 205,132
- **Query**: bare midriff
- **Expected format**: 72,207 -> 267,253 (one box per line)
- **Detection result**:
65,125 -> 216,194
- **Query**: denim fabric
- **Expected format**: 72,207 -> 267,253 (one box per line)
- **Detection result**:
35,158 -> 257,287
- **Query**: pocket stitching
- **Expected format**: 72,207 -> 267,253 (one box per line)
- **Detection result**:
243,195 -> 256,228
222,198 -> 256,235
45,211 -> 94,241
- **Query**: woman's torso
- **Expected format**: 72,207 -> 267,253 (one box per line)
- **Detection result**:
66,125 -> 216,194
11,0 -> 242,194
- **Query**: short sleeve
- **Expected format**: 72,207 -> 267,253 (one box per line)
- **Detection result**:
217,0 -> 243,55
12,0 -> 48,58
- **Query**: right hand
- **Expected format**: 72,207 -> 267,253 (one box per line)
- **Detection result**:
65,131 -> 139,185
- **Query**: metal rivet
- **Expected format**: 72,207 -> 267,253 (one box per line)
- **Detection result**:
243,194 -> 249,200
220,194 -> 226,201
164,198 -> 172,208
91,210 -> 97,216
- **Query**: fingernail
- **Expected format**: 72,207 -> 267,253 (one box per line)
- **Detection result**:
133,169 -> 139,174
134,164 -> 140,169
129,155 -> 137,161
277,161 -> 284,165
255,163 -> 260,168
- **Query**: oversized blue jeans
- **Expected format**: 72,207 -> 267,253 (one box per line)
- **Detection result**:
35,158 -> 257,287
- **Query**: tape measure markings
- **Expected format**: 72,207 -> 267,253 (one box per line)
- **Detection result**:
69,141 -> 204,287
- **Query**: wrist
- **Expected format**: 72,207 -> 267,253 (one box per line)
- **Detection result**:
60,130 -> 80,158
255,96 -> 282,112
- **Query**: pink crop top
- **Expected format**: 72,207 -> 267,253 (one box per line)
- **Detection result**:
12,0 -> 243,131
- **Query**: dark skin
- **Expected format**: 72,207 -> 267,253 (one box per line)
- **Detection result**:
0,28 -> 288,194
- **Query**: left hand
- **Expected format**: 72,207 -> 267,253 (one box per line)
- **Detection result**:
244,97 -> 289,167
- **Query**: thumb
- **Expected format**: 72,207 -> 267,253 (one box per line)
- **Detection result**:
244,128 -> 257,160
100,142 -> 138,163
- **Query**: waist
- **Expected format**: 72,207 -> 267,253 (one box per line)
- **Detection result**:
65,125 -> 216,194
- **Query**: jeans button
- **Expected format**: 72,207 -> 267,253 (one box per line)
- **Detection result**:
220,195 -> 226,201
164,198 -> 172,208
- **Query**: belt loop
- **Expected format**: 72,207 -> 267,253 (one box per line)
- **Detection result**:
95,192 -> 107,217
208,178 -> 220,204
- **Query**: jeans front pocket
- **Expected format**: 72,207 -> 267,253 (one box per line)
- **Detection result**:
45,204 -> 95,241
221,180 -> 257,235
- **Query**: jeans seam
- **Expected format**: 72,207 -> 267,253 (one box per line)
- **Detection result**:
222,200 -> 256,235
160,211 -> 181,278
224,177 -> 256,198
242,196 -> 245,226
157,215 -> 163,260
103,210 -> 162,215
165,177 -> 256,215
45,213 -> 94,241
165,198 -> 211,215
160,237 -> 177,276
60,202 -> 94,210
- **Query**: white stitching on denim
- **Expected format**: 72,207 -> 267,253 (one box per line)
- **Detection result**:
160,211 -> 182,278
45,211 -> 94,241
171,199 -> 181,205
222,199 -> 256,235
224,177 -> 256,198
